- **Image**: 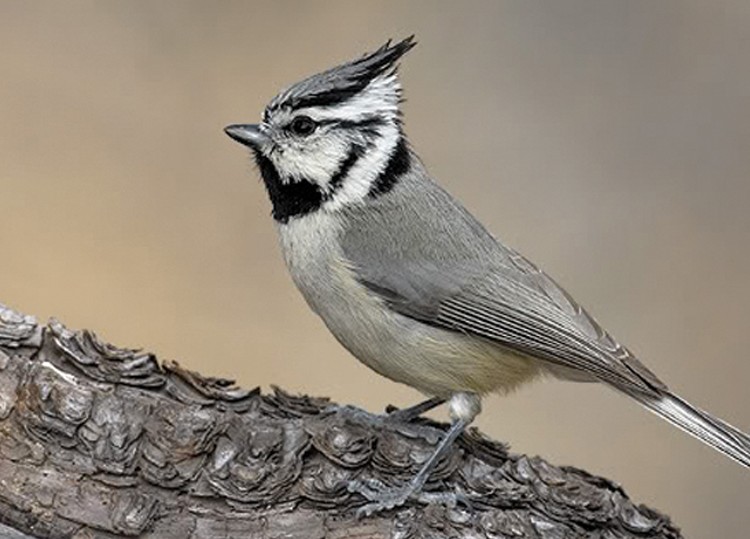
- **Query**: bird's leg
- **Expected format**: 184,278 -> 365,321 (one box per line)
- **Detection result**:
349,392 -> 480,517
385,396 -> 446,423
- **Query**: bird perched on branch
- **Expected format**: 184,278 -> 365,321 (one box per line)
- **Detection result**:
225,36 -> 750,515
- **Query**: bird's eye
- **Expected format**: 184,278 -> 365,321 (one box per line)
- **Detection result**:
289,115 -> 317,137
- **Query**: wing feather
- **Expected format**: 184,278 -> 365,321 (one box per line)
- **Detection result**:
340,173 -> 665,396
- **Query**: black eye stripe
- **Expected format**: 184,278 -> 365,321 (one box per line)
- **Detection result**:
334,117 -> 387,132
314,116 -> 386,130
273,115 -> 386,137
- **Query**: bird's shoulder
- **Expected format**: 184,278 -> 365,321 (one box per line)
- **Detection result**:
339,171 -> 557,316
339,171 -> 502,317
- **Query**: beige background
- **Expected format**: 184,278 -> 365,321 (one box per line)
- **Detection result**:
2,1 -> 749,537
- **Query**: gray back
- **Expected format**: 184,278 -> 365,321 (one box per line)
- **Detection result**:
339,154 -> 666,395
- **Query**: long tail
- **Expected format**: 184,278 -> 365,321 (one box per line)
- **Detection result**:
621,388 -> 750,468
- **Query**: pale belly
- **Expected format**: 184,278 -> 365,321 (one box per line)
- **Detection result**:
318,295 -> 542,397
277,213 -> 540,398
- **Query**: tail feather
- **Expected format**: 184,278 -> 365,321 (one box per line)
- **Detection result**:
623,388 -> 750,468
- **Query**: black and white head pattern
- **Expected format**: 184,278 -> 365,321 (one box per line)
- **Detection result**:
253,37 -> 415,223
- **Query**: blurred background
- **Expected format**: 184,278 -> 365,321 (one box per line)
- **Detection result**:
1,1 -> 749,536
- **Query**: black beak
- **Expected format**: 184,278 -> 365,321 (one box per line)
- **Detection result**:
224,124 -> 268,149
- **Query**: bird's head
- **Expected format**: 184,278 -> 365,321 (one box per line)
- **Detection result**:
225,37 -> 416,223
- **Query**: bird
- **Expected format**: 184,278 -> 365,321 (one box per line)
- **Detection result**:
224,36 -> 750,515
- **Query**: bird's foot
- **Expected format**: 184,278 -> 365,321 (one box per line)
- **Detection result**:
347,477 -> 469,518
323,402 -> 444,444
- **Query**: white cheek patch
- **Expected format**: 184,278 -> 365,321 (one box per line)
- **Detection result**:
269,136 -> 346,188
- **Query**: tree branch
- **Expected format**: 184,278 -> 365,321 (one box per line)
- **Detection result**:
0,302 -> 681,538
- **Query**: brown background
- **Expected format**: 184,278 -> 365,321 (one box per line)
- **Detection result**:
2,2 -> 749,537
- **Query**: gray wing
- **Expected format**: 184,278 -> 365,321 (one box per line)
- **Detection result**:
340,174 -> 665,396
434,252 -> 666,393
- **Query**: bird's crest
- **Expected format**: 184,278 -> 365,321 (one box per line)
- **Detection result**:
266,36 -> 416,118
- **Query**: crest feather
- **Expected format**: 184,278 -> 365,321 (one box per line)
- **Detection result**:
268,36 -> 416,113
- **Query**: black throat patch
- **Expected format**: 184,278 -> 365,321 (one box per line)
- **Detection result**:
254,153 -> 323,224
254,143 -> 366,224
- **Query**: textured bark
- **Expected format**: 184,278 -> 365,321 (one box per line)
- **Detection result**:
0,302 -> 682,538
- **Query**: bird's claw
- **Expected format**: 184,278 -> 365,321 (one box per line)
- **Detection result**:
325,403 -> 443,444
348,477 -> 415,517
347,477 -> 471,518
418,489 -> 472,511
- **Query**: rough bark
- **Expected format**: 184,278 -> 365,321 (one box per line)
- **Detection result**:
0,302 -> 681,538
